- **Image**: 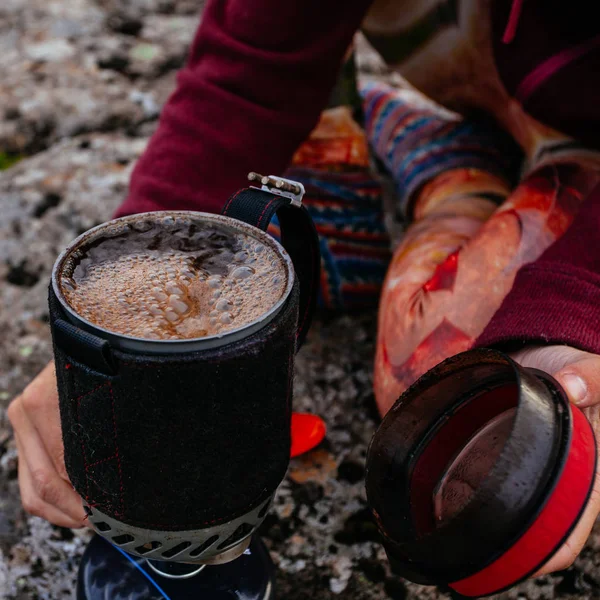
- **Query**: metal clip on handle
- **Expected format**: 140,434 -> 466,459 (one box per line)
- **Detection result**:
248,172 -> 305,207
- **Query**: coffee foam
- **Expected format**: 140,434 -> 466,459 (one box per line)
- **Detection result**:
59,215 -> 288,340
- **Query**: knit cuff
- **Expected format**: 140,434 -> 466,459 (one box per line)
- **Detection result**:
475,262 -> 600,354
282,165 -> 391,311
361,83 -> 522,218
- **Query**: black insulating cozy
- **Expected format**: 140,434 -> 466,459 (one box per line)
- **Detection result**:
49,282 -> 299,531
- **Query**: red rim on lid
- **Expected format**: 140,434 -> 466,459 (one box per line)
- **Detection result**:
365,349 -> 596,597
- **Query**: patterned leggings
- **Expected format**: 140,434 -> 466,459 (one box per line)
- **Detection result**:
281,82 -> 600,416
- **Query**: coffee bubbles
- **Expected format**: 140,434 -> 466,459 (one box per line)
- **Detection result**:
59,215 -> 288,340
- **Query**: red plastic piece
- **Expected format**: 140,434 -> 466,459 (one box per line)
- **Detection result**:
423,251 -> 459,293
450,404 -> 596,597
290,413 -> 327,458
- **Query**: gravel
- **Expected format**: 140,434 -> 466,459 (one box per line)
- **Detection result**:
2,1 -> 600,598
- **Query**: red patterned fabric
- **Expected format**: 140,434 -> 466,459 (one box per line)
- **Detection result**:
115,0 -> 600,419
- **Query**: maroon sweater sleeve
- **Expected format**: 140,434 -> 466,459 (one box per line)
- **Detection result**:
476,182 -> 600,354
115,0 -> 373,217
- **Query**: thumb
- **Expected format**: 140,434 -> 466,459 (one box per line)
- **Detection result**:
554,355 -> 600,409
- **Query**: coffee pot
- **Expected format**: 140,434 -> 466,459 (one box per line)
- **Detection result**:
49,174 -> 321,599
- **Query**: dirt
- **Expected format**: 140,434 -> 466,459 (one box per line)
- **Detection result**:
1,0 -> 600,598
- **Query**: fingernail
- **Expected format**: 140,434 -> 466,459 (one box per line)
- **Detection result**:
561,373 -> 588,404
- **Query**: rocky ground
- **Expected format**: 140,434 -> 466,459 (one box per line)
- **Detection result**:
1,1 -> 600,599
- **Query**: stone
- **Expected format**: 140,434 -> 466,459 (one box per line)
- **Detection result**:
25,39 -> 76,62
0,0 -> 188,156
0,0 -> 598,598
130,41 -> 161,62
289,450 -> 338,485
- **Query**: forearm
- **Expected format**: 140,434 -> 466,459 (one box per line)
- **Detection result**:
477,182 -> 600,353
116,0 -> 373,217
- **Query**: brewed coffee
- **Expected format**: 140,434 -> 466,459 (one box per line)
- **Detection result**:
57,214 -> 288,340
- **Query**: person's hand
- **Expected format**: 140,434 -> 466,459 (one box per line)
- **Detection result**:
510,345 -> 600,575
7,362 -> 88,528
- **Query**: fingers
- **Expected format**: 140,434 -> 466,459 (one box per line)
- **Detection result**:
510,345 -> 600,409
535,469 -> 600,575
508,346 -> 600,576
11,406 -> 88,525
8,363 -> 89,528
14,434 -> 87,529
511,345 -> 585,374
12,422 -> 88,527
555,356 -> 600,409
17,362 -> 68,479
